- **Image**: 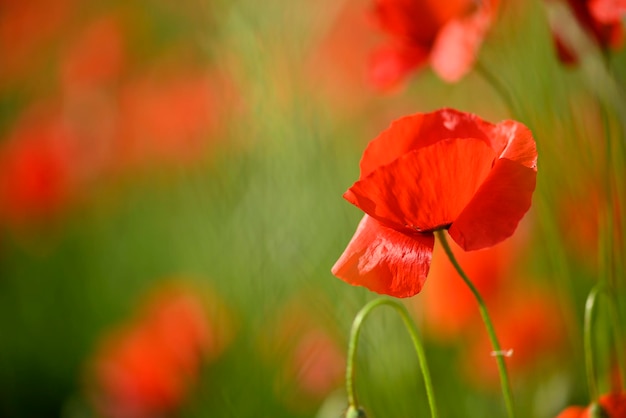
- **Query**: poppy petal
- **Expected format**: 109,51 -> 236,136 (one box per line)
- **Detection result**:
555,406 -> 585,418
358,109 -> 493,178
346,137 -> 495,232
488,120 -> 538,170
589,0 -> 626,24
449,158 -> 536,251
331,215 -> 434,298
430,10 -> 491,82
369,44 -> 428,92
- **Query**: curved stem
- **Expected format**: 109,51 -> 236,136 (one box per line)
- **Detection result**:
436,231 -> 516,418
346,297 -> 438,418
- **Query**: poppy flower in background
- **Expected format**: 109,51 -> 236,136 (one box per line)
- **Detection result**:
88,283 -> 231,418
548,0 -> 626,65
369,0 -> 499,90
463,289 -> 566,387
556,392 -> 626,417
332,108 -> 537,298
115,71 -> 221,169
60,14 -> 125,93
0,0 -> 73,83
416,234 -> 522,341
260,295 -> 345,411
0,109 -> 84,227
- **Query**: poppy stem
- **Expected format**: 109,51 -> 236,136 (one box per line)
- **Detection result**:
475,61 -> 518,119
585,286 -> 601,401
345,297 -> 438,418
435,230 -> 516,418
584,284 -> 626,401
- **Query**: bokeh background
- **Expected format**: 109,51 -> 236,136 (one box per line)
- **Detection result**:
1,0 -> 625,417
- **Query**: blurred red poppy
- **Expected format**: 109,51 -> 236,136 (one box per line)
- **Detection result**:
549,0 -> 626,64
556,392 -> 626,417
463,289 -> 566,386
0,0 -> 73,83
89,284 -> 225,418
332,108 -> 537,298
60,14 -> 125,92
115,72 -> 220,168
417,235 -> 520,341
369,0 -> 499,89
0,109 -> 81,226
260,295 -> 345,411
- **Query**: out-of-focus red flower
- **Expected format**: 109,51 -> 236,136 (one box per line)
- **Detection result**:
556,406 -> 587,417
464,289 -> 566,386
116,72 -> 220,168
549,0 -> 626,65
262,296 -> 345,410
555,181 -> 623,270
60,15 -> 125,92
306,0 -> 379,115
332,108 -> 537,298
590,0 -> 626,23
369,0 -> 499,89
289,328 -> 345,400
417,235 -> 520,341
0,109 -> 80,226
89,284 -> 228,418
0,0 -> 73,82
556,392 -> 626,417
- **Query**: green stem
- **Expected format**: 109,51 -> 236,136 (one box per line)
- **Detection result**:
584,283 -> 626,400
584,286 -> 601,401
475,61 -> 518,119
436,230 -> 516,418
346,297 -> 438,418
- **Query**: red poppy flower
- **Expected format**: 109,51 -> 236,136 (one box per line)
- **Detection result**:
556,392 -> 626,417
369,0 -> 499,89
332,108 -> 537,298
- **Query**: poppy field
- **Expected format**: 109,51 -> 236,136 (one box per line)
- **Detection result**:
1,0 -> 626,417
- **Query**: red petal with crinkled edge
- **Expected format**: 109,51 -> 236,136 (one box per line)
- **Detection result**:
485,119 -> 537,170
449,158 -> 536,251
331,215 -> 434,298
346,137 -> 495,232
359,109 -> 493,178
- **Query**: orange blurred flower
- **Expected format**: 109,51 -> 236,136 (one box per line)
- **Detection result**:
88,283 -> 231,418
115,71 -> 221,168
0,0 -> 73,83
556,392 -> 626,417
60,14 -> 126,93
0,107 -> 83,226
417,235 -> 520,341
261,295 -> 345,410
463,288 -> 567,387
